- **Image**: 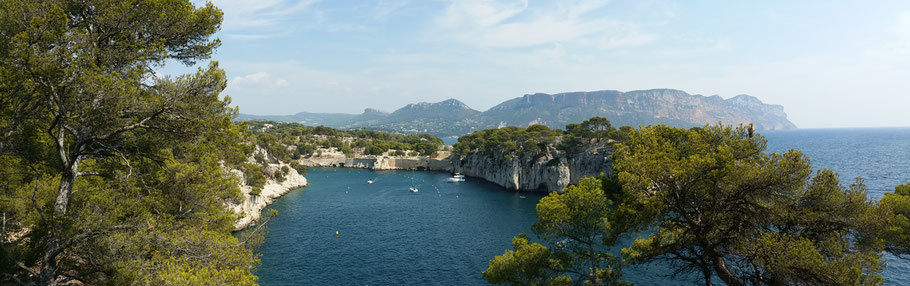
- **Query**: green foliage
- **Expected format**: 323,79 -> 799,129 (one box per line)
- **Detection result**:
881,183 -> 910,259
614,124 -> 886,285
485,177 -> 628,286
483,234 -> 572,286
565,116 -> 613,139
0,0 -> 268,284
339,144 -> 353,156
454,125 -> 561,156
274,167 -> 286,183
249,187 -> 262,197
289,161 -> 307,176
243,121 -> 444,158
241,163 -> 267,189
454,117 -> 632,158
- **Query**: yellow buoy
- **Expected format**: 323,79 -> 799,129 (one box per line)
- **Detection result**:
335,231 -> 339,237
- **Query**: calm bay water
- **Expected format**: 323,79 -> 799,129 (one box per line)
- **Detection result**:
254,168 -> 545,285
257,128 -> 910,285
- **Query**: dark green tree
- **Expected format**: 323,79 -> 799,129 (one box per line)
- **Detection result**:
881,183 -> 910,259
614,124 -> 886,285
484,177 -> 628,286
0,0 -> 263,284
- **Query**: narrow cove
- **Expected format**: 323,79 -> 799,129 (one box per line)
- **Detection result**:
254,168 -> 542,285
254,168 -> 684,285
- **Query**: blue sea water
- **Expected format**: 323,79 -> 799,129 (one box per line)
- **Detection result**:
256,128 -> 910,285
763,128 -> 910,285
254,169 -> 545,285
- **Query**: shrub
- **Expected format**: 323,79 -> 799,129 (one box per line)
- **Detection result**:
290,162 -> 307,176
242,163 -> 267,189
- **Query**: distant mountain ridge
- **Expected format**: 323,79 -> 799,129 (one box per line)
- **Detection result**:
236,89 -> 796,137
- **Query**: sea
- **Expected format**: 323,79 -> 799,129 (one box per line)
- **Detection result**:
255,128 -> 910,285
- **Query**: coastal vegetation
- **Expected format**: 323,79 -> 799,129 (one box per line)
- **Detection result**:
452,116 -> 630,157
1,0 -> 908,285
486,123 -> 910,286
483,177 -> 628,286
0,0 -> 267,284
245,121 -> 444,159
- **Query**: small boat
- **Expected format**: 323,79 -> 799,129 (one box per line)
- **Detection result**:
367,180 -> 373,184
409,187 -> 418,193
446,173 -> 466,183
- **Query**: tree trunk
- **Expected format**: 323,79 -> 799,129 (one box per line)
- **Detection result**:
712,254 -> 741,286
54,160 -> 78,215
39,156 -> 81,285
702,264 -> 713,286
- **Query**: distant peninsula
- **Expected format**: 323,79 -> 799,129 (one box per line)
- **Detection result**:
237,89 -> 796,137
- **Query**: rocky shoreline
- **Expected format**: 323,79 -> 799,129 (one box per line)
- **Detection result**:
298,146 -> 612,193
230,163 -> 308,231
228,143 -> 611,229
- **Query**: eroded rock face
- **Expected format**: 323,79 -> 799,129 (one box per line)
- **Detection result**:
300,148 -> 454,171
452,146 -> 612,192
237,89 -> 796,137
230,147 -> 308,231
294,144 -> 611,193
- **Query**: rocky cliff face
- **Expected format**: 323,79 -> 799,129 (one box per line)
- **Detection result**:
229,146 -> 308,231
237,89 -> 795,137
484,89 -> 797,131
452,145 -> 613,192
297,145 -> 611,193
299,148 -> 454,172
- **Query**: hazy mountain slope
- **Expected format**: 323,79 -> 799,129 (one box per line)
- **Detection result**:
484,89 -> 796,130
339,99 -> 486,135
235,111 -> 357,126
237,89 -> 796,136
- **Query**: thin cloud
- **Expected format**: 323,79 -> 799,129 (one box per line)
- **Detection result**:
231,71 -> 289,88
430,0 -> 657,49
372,0 -> 410,20
207,0 -> 320,39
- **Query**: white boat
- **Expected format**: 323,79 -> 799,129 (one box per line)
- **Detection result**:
409,187 -> 418,193
446,173 -> 466,183
367,180 -> 373,184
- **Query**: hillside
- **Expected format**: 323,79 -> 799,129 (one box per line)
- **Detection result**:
237,89 -> 796,137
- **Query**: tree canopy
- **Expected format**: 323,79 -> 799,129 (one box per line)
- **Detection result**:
484,177 -> 629,286
614,124 -> 886,285
0,0 -> 263,284
881,183 -> 910,260
487,123 -> 894,286
245,121 -> 444,159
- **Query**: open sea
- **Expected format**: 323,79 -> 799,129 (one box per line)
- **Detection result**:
256,128 -> 910,285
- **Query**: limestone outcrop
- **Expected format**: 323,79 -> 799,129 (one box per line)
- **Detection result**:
230,146 -> 308,231
452,145 -> 612,192
296,146 -> 611,193
300,148 -> 454,172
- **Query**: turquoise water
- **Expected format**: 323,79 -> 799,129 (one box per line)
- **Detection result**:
257,128 -> 910,285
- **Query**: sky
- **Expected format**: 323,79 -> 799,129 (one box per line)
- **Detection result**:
174,0 -> 910,128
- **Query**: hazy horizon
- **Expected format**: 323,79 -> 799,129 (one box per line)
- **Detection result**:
174,0 -> 910,129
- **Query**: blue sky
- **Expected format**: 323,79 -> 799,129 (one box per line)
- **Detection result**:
178,0 -> 910,128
